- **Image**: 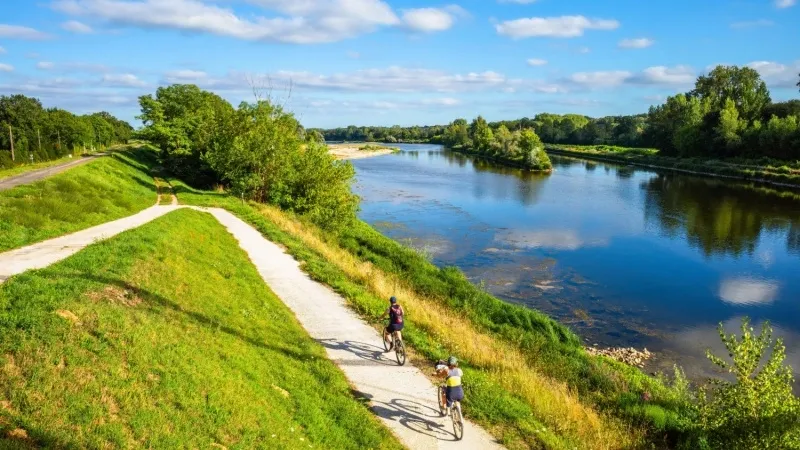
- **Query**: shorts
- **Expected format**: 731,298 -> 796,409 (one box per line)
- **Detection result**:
386,323 -> 404,333
446,386 -> 464,407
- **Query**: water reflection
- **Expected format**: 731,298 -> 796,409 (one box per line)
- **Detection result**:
496,229 -> 609,251
718,277 -> 780,306
643,174 -> 800,257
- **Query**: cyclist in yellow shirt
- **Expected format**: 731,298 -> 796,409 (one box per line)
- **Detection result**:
435,356 -> 464,412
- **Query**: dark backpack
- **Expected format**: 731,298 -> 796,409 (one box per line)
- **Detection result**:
390,305 -> 404,324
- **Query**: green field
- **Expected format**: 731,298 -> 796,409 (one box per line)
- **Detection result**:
0,146 -> 158,252
0,209 -> 401,449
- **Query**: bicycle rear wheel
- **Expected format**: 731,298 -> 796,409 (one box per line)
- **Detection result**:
452,403 -> 464,440
394,338 -> 406,365
382,328 -> 391,351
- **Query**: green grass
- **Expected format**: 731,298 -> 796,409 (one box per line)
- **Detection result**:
546,144 -> 800,187
0,145 -> 158,252
168,178 -> 703,449
358,144 -> 399,152
0,209 -> 401,449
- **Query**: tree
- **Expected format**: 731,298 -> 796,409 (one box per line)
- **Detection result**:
691,65 -> 771,122
714,98 -> 745,156
443,118 -> 469,148
494,124 -> 515,155
469,116 -> 494,153
517,129 -> 551,171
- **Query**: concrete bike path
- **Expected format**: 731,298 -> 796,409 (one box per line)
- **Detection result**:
0,205 -> 504,449
0,155 -> 103,191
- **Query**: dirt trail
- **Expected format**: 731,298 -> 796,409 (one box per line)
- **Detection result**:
0,205 -> 505,449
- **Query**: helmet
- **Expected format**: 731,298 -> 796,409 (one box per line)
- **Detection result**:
389,296 -> 397,304
447,356 -> 458,366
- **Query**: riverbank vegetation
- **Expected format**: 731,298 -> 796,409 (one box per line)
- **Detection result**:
442,116 -> 552,171
0,146 -> 158,252
0,94 -> 133,169
317,65 -> 799,170
0,209 -> 400,449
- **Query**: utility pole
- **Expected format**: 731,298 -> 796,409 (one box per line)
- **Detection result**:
37,129 -> 42,155
57,130 -> 61,151
8,125 -> 14,162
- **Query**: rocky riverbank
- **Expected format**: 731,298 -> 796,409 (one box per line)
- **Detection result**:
585,345 -> 653,368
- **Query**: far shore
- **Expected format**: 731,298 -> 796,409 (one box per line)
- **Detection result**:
327,143 -> 399,160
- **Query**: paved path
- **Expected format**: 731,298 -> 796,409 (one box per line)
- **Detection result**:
0,205 -> 505,449
0,155 -> 102,191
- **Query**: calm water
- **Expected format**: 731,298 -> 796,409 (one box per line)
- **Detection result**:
351,143 -> 800,382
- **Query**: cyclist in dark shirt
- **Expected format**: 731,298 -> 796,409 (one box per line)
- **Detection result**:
381,296 -> 405,351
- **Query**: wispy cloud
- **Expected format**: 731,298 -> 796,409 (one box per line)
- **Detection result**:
0,63 -> 14,72
496,15 -> 619,39
62,20 -> 93,34
527,58 -> 547,66
730,19 -> 774,29
0,24 -> 50,40
618,38 -> 654,49
775,0 -> 796,8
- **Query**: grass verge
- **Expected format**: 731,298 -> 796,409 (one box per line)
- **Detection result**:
0,155 -> 79,180
169,179 -> 694,449
0,208 -> 401,449
546,144 -> 800,188
0,145 -> 158,252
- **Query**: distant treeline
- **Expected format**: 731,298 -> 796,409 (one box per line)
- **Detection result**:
0,94 -> 133,168
317,65 -> 800,161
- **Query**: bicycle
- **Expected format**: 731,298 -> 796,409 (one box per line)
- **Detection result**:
437,383 -> 464,440
382,325 -> 406,366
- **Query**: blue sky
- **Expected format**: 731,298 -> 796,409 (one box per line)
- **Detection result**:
0,0 -> 798,128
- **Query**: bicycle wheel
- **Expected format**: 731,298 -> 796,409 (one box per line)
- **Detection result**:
452,403 -> 464,440
437,386 -> 447,416
394,338 -> 406,365
382,328 -> 391,351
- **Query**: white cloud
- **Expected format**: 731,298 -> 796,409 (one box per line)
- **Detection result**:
527,58 -> 547,66
0,24 -> 50,40
102,73 -> 147,87
578,46 -> 590,54
775,0 -> 795,8
62,20 -> 93,34
618,38 -> 654,49
568,65 -> 696,88
496,15 -> 619,39
0,46 -> 6,55
402,6 -> 465,33
37,61 -> 56,70
730,19 -> 774,29
52,0 -> 455,44
747,60 -> 800,88
719,278 -> 779,305
165,69 -> 208,81
0,63 -> 14,72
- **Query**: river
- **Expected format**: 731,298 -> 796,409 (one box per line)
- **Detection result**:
350,143 -> 800,383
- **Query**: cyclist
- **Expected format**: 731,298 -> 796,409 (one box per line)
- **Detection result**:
436,356 -> 464,413
381,296 -> 405,351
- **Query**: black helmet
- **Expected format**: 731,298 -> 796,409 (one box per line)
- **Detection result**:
389,296 -> 397,304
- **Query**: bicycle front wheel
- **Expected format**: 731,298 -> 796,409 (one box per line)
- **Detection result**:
437,386 -> 447,416
394,339 -> 406,365
452,403 -> 464,440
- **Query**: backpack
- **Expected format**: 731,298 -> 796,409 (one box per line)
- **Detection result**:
389,305 -> 404,324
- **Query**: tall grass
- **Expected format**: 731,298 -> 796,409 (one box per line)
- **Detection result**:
0,209 -> 401,449
0,145 -> 159,252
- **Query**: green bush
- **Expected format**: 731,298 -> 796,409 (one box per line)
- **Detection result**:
698,318 -> 800,449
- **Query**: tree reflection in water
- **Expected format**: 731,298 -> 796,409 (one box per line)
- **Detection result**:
642,174 -> 800,258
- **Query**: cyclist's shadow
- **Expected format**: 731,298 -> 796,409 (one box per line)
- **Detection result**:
315,338 -> 397,366
370,399 -> 459,441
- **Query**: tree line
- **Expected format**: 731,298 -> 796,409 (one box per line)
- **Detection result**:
0,94 -> 133,168
136,84 -> 357,231
318,65 -> 800,161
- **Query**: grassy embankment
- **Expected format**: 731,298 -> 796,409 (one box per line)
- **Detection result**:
0,208 -> 402,449
169,179 -> 693,449
546,144 -> 800,188
0,155 -> 79,180
358,143 -> 400,152
0,145 -> 158,252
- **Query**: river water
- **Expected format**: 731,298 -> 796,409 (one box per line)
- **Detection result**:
351,143 -> 800,383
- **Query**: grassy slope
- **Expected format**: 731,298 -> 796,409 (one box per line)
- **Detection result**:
545,144 -> 800,187
0,145 -> 158,252
0,209 -> 401,450
169,179 -> 694,449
